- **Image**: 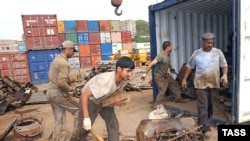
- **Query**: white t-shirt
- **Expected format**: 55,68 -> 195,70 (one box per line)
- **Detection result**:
186,48 -> 228,89
82,71 -> 127,104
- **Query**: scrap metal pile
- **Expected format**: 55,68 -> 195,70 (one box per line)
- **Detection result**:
0,75 -> 38,115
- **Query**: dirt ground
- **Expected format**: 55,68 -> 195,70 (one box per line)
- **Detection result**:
0,66 -> 223,141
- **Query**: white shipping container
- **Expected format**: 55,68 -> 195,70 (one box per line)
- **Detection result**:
0,44 -> 19,53
100,32 -> 111,43
112,43 -> 122,54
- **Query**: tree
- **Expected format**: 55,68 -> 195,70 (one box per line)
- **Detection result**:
133,20 -> 150,43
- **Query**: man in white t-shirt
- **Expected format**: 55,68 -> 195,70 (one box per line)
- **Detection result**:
181,32 -> 228,137
79,56 -> 135,141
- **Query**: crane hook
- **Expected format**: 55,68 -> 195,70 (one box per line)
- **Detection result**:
115,6 -> 122,16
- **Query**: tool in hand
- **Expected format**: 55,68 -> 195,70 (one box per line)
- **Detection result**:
133,77 -> 145,88
90,129 -> 104,141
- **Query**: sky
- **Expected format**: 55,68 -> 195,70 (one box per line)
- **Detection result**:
0,0 -> 163,40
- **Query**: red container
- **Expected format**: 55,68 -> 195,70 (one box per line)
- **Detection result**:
21,15 -> 40,28
111,32 -> 121,43
58,33 -> 66,45
99,20 -> 111,31
76,20 -> 88,32
0,53 -> 31,83
79,56 -> 92,67
121,31 -> 132,43
90,44 -> 101,55
89,32 -> 100,44
22,14 -> 60,50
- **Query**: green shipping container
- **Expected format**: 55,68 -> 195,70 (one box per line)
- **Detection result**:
65,33 -> 77,45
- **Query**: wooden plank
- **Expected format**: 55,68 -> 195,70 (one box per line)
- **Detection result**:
102,92 -> 130,107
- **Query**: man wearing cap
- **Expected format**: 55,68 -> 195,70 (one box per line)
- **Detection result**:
47,40 -> 82,141
181,33 -> 228,137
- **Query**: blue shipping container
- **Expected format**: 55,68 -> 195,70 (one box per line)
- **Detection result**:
77,32 -> 89,44
28,49 -> 61,84
87,20 -> 99,32
100,43 -> 112,55
64,20 -> 76,33
101,54 -> 112,60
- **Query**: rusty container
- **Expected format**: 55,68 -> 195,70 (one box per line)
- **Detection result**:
89,32 -> 101,44
79,56 -> 92,67
79,44 -> 91,56
121,31 -> 132,43
76,20 -> 88,32
90,44 -> 101,55
99,20 -> 111,31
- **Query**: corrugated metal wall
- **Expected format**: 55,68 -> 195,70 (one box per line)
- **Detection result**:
153,0 -> 232,72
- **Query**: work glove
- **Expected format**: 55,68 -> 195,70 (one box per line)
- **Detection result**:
141,73 -> 147,80
181,79 -> 187,89
220,74 -> 228,88
83,118 -> 91,130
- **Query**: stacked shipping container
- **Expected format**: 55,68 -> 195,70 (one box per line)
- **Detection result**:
0,40 -> 30,83
22,15 -> 61,84
1,16 -> 133,84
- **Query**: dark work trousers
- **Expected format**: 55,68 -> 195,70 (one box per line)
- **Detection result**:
78,97 -> 120,141
195,88 -> 215,133
154,74 -> 182,105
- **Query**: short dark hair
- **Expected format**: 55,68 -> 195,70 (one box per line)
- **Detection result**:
162,41 -> 171,50
116,56 -> 135,70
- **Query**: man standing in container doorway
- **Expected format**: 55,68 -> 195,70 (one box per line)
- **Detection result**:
79,56 -> 135,141
47,40 -> 82,141
141,41 -> 183,108
181,32 -> 228,138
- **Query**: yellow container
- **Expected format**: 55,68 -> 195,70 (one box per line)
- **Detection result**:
57,21 -> 65,33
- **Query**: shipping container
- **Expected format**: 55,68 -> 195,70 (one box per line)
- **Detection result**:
122,42 -> 132,53
121,31 -> 132,43
64,20 -> 76,33
0,53 -> 30,83
90,44 -> 101,55
91,55 -> 101,67
65,33 -> 77,45
99,20 -> 111,31
0,44 -> 19,53
87,20 -> 99,32
79,56 -> 92,67
101,43 -> 112,55
79,44 -> 91,56
110,20 -> 121,31
57,20 -> 65,33
89,32 -> 100,44
111,31 -> 121,43
101,55 -> 112,60
68,57 -> 80,69
28,49 -> 60,83
58,33 -> 66,45
77,32 -> 89,44
100,32 -> 111,43
76,20 -> 88,32
21,15 -> 60,50
149,0 -> 250,124
111,43 -> 122,54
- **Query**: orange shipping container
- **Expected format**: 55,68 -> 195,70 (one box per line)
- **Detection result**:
76,20 -> 88,32
122,43 -> 133,53
79,56 -> 92,67
91,55 -> 101,67
111,32 -> 121,43
79,44 -> 91,56
89,32 -> 100,44
99,20 -> 111,31
57,21 -> 65,33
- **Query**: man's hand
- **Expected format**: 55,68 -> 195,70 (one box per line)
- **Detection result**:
141,73 -> 147,80
221,74 -> 228,88
181,79 -> 187,89
83,118 -> 91,130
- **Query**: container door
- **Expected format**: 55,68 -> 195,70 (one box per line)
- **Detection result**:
236,0 -> 250,123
